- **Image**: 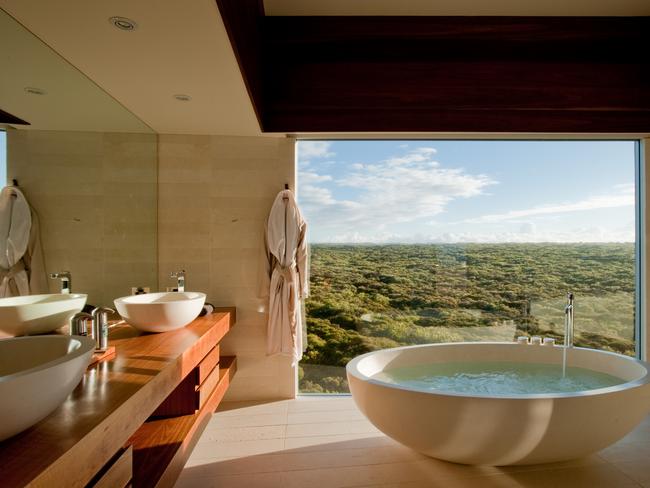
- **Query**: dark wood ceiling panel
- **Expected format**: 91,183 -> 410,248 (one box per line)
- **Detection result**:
214,0 -> 266,126
266,61 -> 647,109
214,3 -> 650,133
264,108 -> 650,133
264,16 -> 646,63
0,108 -> 29,125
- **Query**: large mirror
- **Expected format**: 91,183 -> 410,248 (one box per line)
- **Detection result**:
0,8 -> 157,310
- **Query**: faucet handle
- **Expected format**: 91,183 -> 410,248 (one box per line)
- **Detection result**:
170,269 -> 186,292
50,271 -> 71,279
50,271 -> 72,294
91,306 -> 115,319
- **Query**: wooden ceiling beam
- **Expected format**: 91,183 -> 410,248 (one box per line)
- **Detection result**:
214,4 -> 650,133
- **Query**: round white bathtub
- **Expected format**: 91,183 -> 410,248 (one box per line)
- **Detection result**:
347,342 -> 650,466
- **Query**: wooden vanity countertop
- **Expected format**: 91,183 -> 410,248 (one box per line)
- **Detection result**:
0,308 -> 236,488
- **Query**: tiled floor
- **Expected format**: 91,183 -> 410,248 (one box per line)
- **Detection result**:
176,397 -> 650,488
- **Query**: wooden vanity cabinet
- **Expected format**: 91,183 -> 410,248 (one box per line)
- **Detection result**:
0,309 -> 237,488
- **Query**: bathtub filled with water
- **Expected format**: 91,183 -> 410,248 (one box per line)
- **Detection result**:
347,342 -> 650,465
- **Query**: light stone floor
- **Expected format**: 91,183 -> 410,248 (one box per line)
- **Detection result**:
175,396 -> 650,488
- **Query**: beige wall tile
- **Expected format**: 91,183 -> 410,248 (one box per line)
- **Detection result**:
158,134 -> 296,401
7,129 -> 158,306
224,377 -> 283,401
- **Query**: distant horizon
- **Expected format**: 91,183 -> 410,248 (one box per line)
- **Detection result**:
297,140 -> 637,245
308,241 -> 635,245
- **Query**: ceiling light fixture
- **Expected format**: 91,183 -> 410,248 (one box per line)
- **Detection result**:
109,16 -> 137,31
24,87 -> 46,95
173,94 -> 192,102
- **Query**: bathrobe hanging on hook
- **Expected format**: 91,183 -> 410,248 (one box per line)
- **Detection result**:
259,189 -> 309,365
0,186 -> 48,297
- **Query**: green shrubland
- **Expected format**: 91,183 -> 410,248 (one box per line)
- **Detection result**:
300,243 -> 636,393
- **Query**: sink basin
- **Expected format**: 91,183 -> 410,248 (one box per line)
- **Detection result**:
0,335 -> 95,441
114,292 -> 206,333
0,294 -> 87,338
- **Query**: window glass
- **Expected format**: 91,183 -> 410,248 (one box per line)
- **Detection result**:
297,140 -> 638,394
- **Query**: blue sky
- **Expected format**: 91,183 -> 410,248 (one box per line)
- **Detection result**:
297,140 -> 636,244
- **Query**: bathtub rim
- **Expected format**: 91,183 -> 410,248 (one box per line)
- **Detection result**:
346,341 -> 650,400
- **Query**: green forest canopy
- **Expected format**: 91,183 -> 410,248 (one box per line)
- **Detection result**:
300,243 -> 636,393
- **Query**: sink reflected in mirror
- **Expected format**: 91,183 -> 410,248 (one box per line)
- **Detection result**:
0,293 -> 87,338
0,8 -> 158,307
114,292 -> 206,333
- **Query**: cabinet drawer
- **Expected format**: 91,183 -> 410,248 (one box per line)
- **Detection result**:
196,362 -> 222,409
89,445 -> 132,488
153,344 -> 222,417
196,345 -> 220,385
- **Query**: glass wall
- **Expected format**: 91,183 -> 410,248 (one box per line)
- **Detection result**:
297,140 -> 638,393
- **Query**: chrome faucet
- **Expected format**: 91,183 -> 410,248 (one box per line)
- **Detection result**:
564,292 -> 574,348
170,270 -> 185,292
50,271 -> 71,294
92,307 -> 114,352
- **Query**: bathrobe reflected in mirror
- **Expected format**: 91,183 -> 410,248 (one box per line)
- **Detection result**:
259,189 -> 309,365
0,186 -> 48,297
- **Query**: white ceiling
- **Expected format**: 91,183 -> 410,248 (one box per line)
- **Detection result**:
0,0 -> 262,136
264,0 -> 650,16
0,9 -> 151,132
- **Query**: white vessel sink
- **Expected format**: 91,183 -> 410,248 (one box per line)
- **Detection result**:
0,294 -> 87,338
0,335 -> 95,441
114,292 -> 206,333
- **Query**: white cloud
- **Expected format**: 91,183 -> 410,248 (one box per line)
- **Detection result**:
427,226 -> 633,243
322,226 -> 634,244
297,141 -> 334,159
299,184 -> 360,210
519,222 -> 537,235
299,145 -> 495,234
298,143 -> 635,244
299,171 -> 332,185
464,183 -> 634,224
384,147 -> 438,166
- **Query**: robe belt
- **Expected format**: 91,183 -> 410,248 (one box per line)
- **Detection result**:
272,262 -> 298,349
0,260 -> 26,280
0,260 -> 26,297
274,263 -> 296,284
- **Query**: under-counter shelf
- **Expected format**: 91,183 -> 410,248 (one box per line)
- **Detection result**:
129,357 -> 237,488
0,308 -> 236,488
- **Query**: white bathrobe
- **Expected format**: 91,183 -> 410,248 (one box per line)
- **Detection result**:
0,186 -> 48,297
259,190 -> 309,364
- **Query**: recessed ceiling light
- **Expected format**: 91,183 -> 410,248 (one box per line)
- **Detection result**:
24,87 -> 46,95
109,16 -> 137,31
173,94 -> 192,102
